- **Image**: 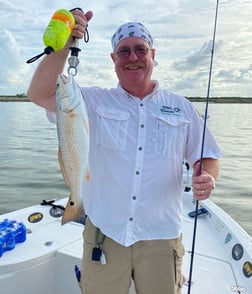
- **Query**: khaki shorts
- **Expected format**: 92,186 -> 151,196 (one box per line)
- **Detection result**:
80,219 -> 185,294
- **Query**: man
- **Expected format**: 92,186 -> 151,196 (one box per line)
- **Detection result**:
28,9 -> 220,294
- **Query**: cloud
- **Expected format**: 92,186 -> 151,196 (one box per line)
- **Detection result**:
0,29 -> 28,94
218,65 -> 252,84
0,0 -> 251,96
172,40 -> 223,71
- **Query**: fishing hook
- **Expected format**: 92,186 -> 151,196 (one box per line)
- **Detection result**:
187,0 -> 220,293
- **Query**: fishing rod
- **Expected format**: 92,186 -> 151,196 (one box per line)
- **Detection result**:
187,0 -> 220,293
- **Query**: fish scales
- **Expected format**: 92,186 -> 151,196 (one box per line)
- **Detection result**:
56,73 -> 89,225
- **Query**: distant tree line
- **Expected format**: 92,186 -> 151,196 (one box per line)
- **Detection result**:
16,93 -> 26,97
0,95 -> 252,103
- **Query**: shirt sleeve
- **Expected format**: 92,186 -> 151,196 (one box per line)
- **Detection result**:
46,110 -> 57,123
185,106 -> 221,166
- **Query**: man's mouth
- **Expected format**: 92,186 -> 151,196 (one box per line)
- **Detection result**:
123,63 -> 145,70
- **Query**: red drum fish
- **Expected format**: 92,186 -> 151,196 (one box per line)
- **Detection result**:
56,74 -> 89,225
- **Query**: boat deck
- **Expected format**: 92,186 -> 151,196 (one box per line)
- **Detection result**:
0,192 -> 251,294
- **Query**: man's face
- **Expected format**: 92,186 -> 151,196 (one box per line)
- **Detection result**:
111,37 -> 156,90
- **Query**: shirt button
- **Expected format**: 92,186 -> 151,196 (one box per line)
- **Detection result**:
140,124 -> 144,128
138,147 -> 142,151
129,217 -> 133,221
132,196 -> 136,200
140,103 -> 144,107
136,171 -> 140,175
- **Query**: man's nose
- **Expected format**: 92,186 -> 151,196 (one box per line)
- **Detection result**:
128,49 -> 138,60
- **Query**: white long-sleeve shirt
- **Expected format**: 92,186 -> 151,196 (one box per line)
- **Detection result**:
48,81 -> 221,246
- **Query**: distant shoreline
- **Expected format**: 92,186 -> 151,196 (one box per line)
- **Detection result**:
1,96 -> 252,103
0,96 -> 31,102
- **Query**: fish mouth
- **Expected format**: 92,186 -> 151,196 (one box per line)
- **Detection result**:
58,74 -> 68,84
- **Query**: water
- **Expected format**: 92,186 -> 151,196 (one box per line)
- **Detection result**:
0,102 -> 67,212
0,102 -> 251,237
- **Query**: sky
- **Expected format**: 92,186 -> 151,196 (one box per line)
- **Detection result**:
0,0 -> 251,97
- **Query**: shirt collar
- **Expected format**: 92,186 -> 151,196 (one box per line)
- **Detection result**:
116,80 -> 159,100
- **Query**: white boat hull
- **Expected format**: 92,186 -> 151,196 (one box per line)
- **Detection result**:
0,190 -> 251,294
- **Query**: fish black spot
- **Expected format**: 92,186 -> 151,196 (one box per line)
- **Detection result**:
70,201 -> 75,206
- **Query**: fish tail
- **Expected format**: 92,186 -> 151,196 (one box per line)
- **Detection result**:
61,196 -> 85,225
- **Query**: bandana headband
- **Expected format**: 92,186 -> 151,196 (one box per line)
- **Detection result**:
111,22 -> 154,51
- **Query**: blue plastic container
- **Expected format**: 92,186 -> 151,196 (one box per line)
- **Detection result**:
0,219 -> 26,257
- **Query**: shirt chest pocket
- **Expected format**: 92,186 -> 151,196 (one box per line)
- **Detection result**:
95,107 -> 130,151
155,116 -> 189,158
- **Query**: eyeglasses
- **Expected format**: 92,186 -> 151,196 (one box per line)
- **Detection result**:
115,45 -> 151,59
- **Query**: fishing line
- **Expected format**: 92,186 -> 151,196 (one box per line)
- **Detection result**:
187,0 -> 220,293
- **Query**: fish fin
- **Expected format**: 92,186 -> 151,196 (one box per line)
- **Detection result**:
61,196 -> 85,225
85,167 -> 90,181
58,149 -> 70,186
83,118 -> 89,134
